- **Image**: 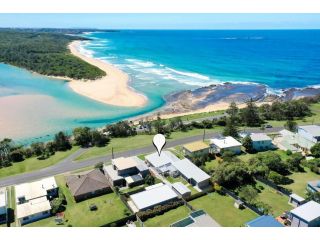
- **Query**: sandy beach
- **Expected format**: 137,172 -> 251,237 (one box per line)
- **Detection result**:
68,41 -> 147,107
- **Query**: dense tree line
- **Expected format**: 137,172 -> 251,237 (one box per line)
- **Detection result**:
0,31 -> 105,79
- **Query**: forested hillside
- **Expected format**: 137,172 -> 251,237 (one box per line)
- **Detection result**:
0,30 -> 106,79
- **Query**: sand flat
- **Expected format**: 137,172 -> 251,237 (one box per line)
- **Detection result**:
68,41 -> 147,107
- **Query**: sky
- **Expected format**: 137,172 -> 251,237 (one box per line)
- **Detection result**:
0,13 -> 319,29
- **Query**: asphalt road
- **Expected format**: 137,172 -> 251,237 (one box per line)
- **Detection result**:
0,127 -> 282,187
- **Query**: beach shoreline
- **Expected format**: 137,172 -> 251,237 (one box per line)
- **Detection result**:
67,40 -> 147,107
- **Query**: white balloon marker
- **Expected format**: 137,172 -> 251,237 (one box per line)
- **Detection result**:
153,134 -> 166,156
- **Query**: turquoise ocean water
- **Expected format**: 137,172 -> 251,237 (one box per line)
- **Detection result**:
1,30 -> 320,143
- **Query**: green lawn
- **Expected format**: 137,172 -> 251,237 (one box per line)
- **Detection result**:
279,168 -> 320,197
76,128 -> 222,161
189,193 -> 258,227
266,103 -> 320,127
0,147 -> 80,179
238,149 -> 290,162
256,182 -> 293,217
204,159 -> 219,173
26,175 -> 129,227
143,206 -> 191,227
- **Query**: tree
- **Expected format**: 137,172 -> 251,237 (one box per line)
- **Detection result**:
311,143 -> 320,158
284,120 -> 297,132
306,190 -> 320,204
145,175 -> 155,186
238,185 -> 258,204
54,131 -> 71,151
223,117 -> 239,138
226,101 -> 239,122
73,127 -> 92,147
94,162 -> 104,170
268,171 -> 293,185
153,113 -> 166,134
106,121 -> 136,138
212,161 -> 254,189
30,142 -> 45,156
286,153 -> 304,172
8,149 -> 24,162
240,98 -> 261,127
91,130 -> 110,147
242,135 -> 253,153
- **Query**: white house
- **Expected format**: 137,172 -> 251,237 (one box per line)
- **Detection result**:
15,177 -> 58,225
250,133 -> 273,151
210,136 -> 242,155
173,158 -> 210,190
0,188 -> 7,224
289,201 -> 320,227
145,151 -> 180,175
171,182 -> 191,198
297,125 -> 320,143
129,183 -> 178,212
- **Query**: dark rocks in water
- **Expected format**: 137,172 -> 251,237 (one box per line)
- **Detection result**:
164,82 -> 267,113
281,87 -> 320,101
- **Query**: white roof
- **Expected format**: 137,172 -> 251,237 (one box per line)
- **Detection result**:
112,157 -> 138,171
173,159 -> 210,183
172,182 -> 191,195
145,151 -> 180,168
279,129 -> 294,136
250,133 -> 272,142
130,184 -> 178,210
15,177 -> 57,201
210,136 -> 242,149
0,188 -> 6,207
299,125 -> 320,137
290,201 -> 320,222
289,193 -> 305,202
16,196 -> 51,219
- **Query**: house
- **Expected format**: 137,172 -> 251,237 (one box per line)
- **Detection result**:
16,197 -> 51,225
145,151 -> 180,176
245,215 -> 283,227
0,188 -> 7,224
182,141 -> 210,158
276,125 -> 320,154
289,201 -> 320,227
307,180 -> 320,193
297,125 -> 320,143
171,182 -> 191,198
15,177 -> 58,204
104,156 -> 149,187
129,183 -> 178,212
66,169 -> 112,202
171,210 -> 220,227
210,136 -> 242,155
172,158 -> 210,190
288,193 -> 306,207
250,133 -> 273,151
15,177 -> 58,225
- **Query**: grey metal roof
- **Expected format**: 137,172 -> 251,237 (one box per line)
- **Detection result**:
290,201 -> 320,222
130,184 -> 178,210
172,182 -> 191,195
289,193 -> 305,202
145,151 -> 180,168
250,133 -> 272,142
173,159 -> 210,183
299,125 -> 320,137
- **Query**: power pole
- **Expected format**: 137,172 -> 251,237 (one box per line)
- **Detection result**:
203,127 -> 206,141
111,147 -> 114,159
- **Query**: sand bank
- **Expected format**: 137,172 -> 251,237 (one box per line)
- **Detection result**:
68,41 -> 147,107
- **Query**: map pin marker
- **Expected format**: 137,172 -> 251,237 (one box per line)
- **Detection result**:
153,134 -> 166,156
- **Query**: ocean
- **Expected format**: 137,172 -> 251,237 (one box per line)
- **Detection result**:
1,30 -> 320,143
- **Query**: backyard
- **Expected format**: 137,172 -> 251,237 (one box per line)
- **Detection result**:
26,175 -> 129,227
256,182 -> 293,217
143,205 -> 191,227
279,167 -> 320,197
189,193 -> 258,227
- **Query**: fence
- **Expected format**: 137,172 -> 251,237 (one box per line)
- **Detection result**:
256,176 -> 292,196
221,187 -> 264,216
101,214 -> 136,227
